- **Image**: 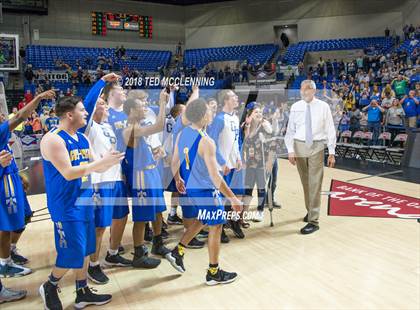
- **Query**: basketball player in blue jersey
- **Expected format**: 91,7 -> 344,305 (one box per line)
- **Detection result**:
167,98 -> 243,285
79,74 -> 132,278
207,89 -> 244,242
101,82 -> 132,264
39,96 -> 124,310
170,86 -> 210,248
86,97 -> 132,284
0,90 -> 54,303
127,88 -> 175,240
122,89 -> 171,268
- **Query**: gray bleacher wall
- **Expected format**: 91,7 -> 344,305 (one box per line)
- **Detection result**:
0,0 -> 185,52
0,0 -> 419,51
184,0 -> 419,48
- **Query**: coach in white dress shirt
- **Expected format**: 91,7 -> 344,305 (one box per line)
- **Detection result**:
285,80 -> 336,234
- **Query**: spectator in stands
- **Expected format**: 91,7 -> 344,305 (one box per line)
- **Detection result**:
120,45 -> 126,59
44,109 -> 59,132
40,109 -> 49,130
353,84 -> 361,106
344,93 -> 355,110
18,97 -> 26,110
24,118 -> 33,135
347,60 -> 356,77
359,89 -> 370,108
400,90 -> 419,128
385,27 -> 390,37
0,113 -> 6,123
97,53 -> 106,68
386,98 -> 405,140
348,106 -> 362,133
24,89 -> 33,103
362,99 -> 385,145
24,64 -> 34,82
29,111 -> 42,134
371,84 -> 381,101
241,62 -> 249,82
8,107 -> 24,137
332,59 -> 339,77
338,111 -> 350,133
218,69 -> 224,80
403,24 -> 410,40
83,71 -> 92,86
297,61 -> 305,76
175,42 -> 182,57
381,87 -> 395,108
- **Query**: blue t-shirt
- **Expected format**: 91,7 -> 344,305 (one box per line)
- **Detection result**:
367,106 -> 382,122
359,96 -> 370,107
45,117 -> 60,131
402,98 -> 418,117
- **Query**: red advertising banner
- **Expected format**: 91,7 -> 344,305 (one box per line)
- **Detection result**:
328,179 -> 420,219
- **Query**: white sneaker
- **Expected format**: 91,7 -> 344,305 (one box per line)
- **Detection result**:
0,286 -> 27,303
253,211 -> 264,222
0,261 -> 32,278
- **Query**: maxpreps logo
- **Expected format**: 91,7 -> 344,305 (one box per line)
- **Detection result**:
197,210 -> 261,221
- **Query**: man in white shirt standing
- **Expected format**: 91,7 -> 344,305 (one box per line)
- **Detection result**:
285,80 -> 336,235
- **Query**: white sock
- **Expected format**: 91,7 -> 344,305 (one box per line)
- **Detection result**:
0,257 -> 11,266
10,243 -> 17,252
170,206 -> 177,216
89,261 -> 100,267
108,248 -> 118,256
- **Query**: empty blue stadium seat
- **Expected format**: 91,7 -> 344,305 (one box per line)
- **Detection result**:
183,44 -> 278,69
283,37 -> 394,65
26,45 -> 172,72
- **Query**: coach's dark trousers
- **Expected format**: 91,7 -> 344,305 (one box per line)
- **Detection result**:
294,140 -> 325,226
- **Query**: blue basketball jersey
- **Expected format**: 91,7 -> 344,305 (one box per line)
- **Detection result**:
108,107 -> 128,153
178,126 -> 214,191
43,129 -> 93,222
0,121 -> 19,177
133,136 -> 156,171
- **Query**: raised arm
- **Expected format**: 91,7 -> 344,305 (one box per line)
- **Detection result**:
126,89 -> 169,139
40,133 -> 124,181
181,85 -> 199,125
80,72 -> 121,133
9,90 -> 55,131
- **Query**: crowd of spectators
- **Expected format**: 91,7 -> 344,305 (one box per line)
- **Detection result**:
286,25 -> 420,146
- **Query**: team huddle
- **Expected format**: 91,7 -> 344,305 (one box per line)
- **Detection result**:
0,73 -> 261,309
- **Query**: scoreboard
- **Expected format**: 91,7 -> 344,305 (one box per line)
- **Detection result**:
91,12 -> 153,38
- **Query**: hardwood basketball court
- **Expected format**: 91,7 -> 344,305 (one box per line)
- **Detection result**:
2,159 -> 419,309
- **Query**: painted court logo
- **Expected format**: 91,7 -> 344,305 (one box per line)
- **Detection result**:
328,180 -> 420,219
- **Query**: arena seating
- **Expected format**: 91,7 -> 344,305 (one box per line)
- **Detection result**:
335,130 -> 408,164
396,38 -> 420,55
26,45 -> 172,71
183,44 -> 278,69
283,37 -> 394,65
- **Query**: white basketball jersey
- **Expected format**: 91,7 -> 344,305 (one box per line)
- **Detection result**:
88,120 -> 122,184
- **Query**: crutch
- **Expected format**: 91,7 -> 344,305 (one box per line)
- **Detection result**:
260,134 -> 275,227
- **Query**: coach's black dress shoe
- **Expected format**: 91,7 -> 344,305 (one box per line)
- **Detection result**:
303,214 -> 309,223
300,223 -> 319,235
